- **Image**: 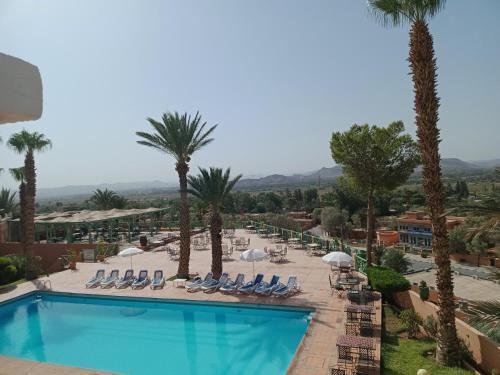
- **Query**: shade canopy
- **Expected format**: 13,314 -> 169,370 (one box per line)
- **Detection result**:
118,247 -> 144,268
240,249 -> 268,277
322,252 -> 352,267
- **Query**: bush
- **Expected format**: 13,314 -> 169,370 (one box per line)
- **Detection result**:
399,309 -> 422,338
419,280 -> 430,300
423,315 -> 437,338
367,266 -> 410,300
382,248 -> 410,273
6,254 -> 26,278
0,263 -> 18,285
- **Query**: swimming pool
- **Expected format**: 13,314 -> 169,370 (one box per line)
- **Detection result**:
0,292 -> 312,374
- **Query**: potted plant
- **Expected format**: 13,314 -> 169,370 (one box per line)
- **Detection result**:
67,249 -> 78,270
419,280 -> 430,300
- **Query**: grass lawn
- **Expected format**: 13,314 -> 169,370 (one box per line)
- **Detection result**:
381,305 -> 472,375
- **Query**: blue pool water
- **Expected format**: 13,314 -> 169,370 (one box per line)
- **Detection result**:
0,292 -> 312,374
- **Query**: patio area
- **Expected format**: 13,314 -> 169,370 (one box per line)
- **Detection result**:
0,229 -> 381,375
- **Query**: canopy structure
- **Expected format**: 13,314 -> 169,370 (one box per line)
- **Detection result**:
8,208 -> 169,244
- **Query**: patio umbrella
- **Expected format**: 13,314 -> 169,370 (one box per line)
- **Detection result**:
118,247 -> 144,269
240,248 -> 268,277
322,252 -> 353,267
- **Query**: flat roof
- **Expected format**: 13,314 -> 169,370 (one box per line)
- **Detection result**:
30,208 -> 167,224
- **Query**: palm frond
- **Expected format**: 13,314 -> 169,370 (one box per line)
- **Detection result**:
368,0 -> 446,26
465,300 -> 500,339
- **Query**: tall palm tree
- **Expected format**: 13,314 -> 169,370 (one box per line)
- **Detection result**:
136,112 -> 217,278
10,168 -> 25,234
89,189 -> 127,210
368,0 -> 461,366
8,131 -> 52,280
188,167 -> 241,278
0,188 -> 18,218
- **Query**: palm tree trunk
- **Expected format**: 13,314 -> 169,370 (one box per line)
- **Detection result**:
366,190 -> 374,266
176,161 -> 191,278
409,20 -> 461,366
24,150 -> 37,280
19,182 -> 26,243
210,210 -> 223,279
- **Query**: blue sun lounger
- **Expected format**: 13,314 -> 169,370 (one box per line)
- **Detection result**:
202,272 -> 229,293
131,270 -> 150,289
100,269 -> 119,288
255,275 -> 280,296
115,269 -> 134,289
219,273 -> 245,293
186,272 -> 213,292
272,275 -> 299,297
238,273 -> 264,294
85,269 -> 105,288
150,270 -> 165,289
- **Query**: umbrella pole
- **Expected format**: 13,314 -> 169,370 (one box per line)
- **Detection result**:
253,260 -> 255,278
130,255 -> 132,269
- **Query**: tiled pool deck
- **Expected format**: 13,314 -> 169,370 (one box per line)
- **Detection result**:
0,229 -> 381,375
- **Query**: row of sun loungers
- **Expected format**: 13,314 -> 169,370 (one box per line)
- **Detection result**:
86,269 -> 165,289
186,272 -> 299,297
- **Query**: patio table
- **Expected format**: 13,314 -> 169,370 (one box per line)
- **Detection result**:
337,335 -> 374,350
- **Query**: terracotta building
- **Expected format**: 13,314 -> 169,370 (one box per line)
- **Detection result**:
397,211 -> 465,248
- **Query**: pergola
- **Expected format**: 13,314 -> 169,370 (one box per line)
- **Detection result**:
9,208 -> 170,244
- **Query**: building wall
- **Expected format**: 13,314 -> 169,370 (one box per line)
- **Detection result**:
394,290 -> 500,374
0,242 -> 98,273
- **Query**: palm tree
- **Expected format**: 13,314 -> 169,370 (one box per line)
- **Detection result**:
0,188 -> 18,218
464,300 -> 500,344
368,0 -> 461,366
8,131 -> 52,280
136,112 -> 217,278
188,167 -> 241,278
89,189 -> 126,210
10,168 -> 25,236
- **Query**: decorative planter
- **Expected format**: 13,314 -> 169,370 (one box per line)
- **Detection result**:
69,261 -> 77,270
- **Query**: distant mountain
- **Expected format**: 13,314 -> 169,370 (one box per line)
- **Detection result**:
37,157 -> 497,199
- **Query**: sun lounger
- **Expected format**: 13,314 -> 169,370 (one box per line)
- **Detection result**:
85,269 -> 105,288
150,270 -> 165,289
255,275 -> 280,296
131,270 -> 150,289
238,273 -> 264,294
202,272 -> 229,292
115,269 -> 135,289
272,275 -> 299,297
186,272 -> 213,292
219,273 -> 245,293
100,269 -> 119,288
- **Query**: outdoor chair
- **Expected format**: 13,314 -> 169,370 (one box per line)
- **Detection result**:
238,274 -> 264,294
115,269 -> 135,289
131,270 -> 150,289
279,247 -> 288,263
347,290 -> 361,304
100,269 -> 119,288
347,310 -> 358,323
272,275 -> 299,297
345,323 -> 358,336
186,272 -> 214,292
150,270 -> 165,289
85,269 -> 105,288
360,321 -> 373,337
220,273 -> 245,293
361,311 -> 373,323
255,275 -> 280,296
329,368 -> 346,375
357,347 -> 375,366
202,272 -> 229,293
337,345 -> 353,368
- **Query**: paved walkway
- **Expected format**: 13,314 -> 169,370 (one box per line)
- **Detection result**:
0,229 -> 381,375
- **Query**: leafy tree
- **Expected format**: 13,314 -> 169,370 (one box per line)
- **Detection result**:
331,176 -> 366,217
0,188 -> 17,217
303,188 -> 320,212
137,111 -> 216,278
188,167 -> 241,278
293,189 -> 303,208
448,226 -> 467,254
8,131 -> 52,280
368,0 -> 461,365
382,248 -> 410,274
321,207 -> 349,249
330,121 -> 419,266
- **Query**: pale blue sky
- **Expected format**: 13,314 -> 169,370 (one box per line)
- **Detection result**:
0,0 -> 499,189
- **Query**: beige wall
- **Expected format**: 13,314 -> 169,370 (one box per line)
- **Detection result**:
0,53 -> 42,124
394,290 -> 500,374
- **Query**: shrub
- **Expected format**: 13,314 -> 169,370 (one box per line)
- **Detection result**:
367,266 -> 410,300
0,264 -> 18,285
399,309 -> 422,338
419,280 -> 430,300
382,248 -> 410,273
423,315 -> 437,338
6,254 -> 26,278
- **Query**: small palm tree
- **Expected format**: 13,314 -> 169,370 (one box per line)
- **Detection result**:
136,112 -> 217,278
90,189 -> 123,210
0,188 -> 18,218
368,0 -> 461,366
8,131 -> 52,279
188,167 -> 241,278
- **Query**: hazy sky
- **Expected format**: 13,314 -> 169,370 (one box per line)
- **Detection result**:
0,0 -> 499,189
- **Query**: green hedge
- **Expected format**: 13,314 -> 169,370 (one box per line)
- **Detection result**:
0,256 -> 19,285
367,266 -> 410,299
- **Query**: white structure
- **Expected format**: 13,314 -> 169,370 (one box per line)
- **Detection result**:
0,53 -> 42,124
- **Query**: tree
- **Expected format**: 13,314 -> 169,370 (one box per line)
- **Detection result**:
136,111 -> 217,278
330,121 -> 419,266
321,207 -> 349,249
188,167 -> 241,278
382,248 -> 410,274
448,226 -> 467,254
368,0 -> 461,366
90,189 -> 127,210
464,300 -> 500,344
8,131 -> 52,280
0,188 -> 17,218
10,168 -> 25,242
303,188 -> 320,212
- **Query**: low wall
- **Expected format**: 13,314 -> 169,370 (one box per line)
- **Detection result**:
0,243 -> 98,273
394,290 -> 500,374
450,253 -> 499,268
